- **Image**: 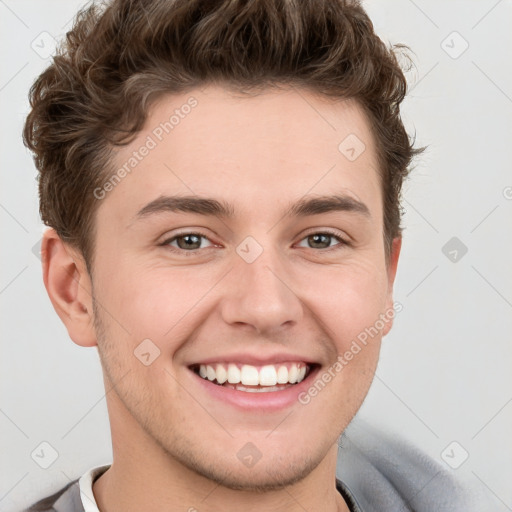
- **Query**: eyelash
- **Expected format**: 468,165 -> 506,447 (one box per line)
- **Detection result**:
160,229 -> 349,254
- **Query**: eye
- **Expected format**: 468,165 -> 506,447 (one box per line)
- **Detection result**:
162,232 -> 215,252
296,231 -> 347,250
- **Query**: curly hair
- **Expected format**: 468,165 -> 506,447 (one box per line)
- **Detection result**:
23,0 -> 423,270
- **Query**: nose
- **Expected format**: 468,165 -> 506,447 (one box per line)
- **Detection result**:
220,244 -> 303,335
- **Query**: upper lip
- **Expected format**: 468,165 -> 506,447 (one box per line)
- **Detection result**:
188,352 -> 319,367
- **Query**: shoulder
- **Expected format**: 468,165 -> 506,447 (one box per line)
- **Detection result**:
336,419 -> 493,512
22,479 -> 83,512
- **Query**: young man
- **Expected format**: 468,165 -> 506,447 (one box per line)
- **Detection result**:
22,0 -> 468,510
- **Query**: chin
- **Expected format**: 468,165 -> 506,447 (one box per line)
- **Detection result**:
188,454 -> 319,492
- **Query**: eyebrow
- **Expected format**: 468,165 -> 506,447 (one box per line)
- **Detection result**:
134,193 -> 371,222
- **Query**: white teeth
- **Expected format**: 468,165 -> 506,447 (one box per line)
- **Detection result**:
216,364 -> 228,384
206,365 -> 216,381
226,384 -> 289,393
197,362 -> 309,387
227,363 -> 241,384
288,365 -> 299,384
259,365 -> 277,386
240,365 -> 259,385
276,365 -> 288,384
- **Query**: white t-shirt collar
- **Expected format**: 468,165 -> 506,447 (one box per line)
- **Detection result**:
79,464 -> 111,512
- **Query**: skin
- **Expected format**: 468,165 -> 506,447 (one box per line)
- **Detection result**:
42,84 -> 401,512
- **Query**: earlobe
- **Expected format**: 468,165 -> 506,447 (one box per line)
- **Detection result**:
382,236 -> 402,337
41,228 -> 97,347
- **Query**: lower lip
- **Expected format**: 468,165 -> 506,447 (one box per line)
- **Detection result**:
190,366 -> 321,412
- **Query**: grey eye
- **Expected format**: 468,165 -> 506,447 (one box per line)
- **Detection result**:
298,233 -> 340,249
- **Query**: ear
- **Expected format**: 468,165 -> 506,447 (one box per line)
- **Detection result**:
41,228 -> 97,347
382,236 -> 402,337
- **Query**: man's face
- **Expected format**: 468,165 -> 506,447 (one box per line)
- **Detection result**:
88,85 -> 398,489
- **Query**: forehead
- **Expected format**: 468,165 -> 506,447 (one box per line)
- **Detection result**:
99,84 -> 382,224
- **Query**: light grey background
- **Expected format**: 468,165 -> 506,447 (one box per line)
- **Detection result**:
1,1 -> 511,510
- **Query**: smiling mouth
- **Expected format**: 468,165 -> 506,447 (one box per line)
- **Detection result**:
190,362 -> 316,393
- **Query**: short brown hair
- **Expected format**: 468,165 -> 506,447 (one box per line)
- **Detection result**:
23,0 -> 423,270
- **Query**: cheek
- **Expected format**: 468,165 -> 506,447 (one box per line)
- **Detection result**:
300,260 -> 389,352
95,261 -> 199,333
94,262 -> 226,373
